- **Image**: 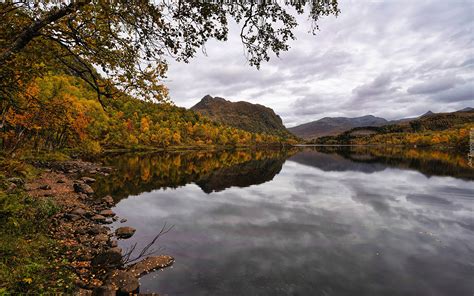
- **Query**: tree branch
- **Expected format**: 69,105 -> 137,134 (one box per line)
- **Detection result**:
0,1 -> 90,64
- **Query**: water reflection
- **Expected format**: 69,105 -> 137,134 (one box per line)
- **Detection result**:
100,147 -> 474,296
94,149 -> 295,200
291,146 -> 474,180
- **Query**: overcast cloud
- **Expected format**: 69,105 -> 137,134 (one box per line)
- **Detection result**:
165,0 -> 474,127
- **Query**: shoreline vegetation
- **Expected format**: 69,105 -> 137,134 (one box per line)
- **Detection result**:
1,154 -> 176,295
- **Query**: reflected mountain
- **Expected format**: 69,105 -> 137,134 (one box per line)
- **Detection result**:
196,157 -> 285,193
289,150 -> 386,173
291,146 -> 474,180
94,146 -> 473,202
93,149 -> 294,200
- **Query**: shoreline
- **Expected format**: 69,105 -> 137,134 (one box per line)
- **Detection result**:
22,159 -> 174,295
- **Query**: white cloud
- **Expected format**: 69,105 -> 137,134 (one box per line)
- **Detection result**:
165,0 -> 474,126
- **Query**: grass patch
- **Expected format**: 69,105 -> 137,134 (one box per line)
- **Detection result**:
0,170 -> 75,293
18,149 -> 72,163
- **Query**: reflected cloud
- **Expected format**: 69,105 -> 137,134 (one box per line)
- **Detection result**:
109,148 -> 474,295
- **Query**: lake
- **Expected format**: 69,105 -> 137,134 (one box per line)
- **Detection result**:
93,147 -> 474,296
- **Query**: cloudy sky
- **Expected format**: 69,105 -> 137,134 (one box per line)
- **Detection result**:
165,0 -> 473,127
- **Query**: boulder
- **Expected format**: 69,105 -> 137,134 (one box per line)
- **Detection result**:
71,208 -> 88,216
115,227 -> 135,239
119,218 -> 127,223
65,213 -> 81,221
81,177 -> 96,184
93,285 -> 116,296
88,225 -> 106,235
91,214 -> 106,223
102,195 -> 114,206
127,255 -> 175,277
92,248 -> 122,268
95,234 -> 109,243
104,270 -> 138,294
99,209 -> 115,217
74,182 -> 94,195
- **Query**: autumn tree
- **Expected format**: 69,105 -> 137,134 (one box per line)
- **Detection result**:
0,1 -> 339,107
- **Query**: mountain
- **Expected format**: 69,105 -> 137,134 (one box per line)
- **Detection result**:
191,95 -> 292,136
458,107 -> 473,112
288,115 -> 388,139
289,107 -> 473,140
310,108 -> 474,150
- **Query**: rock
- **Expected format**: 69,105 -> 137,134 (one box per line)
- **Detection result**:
112,216 -> 118,222
88,225 -> 107,235
110,247 -> 122,254
104,270 -> 138,294
79,253 -> 94,261
78,193 -> 88,200
94,285 -> 116,296
71,208 -> 88,216
102,195 -> 114,206
65,213 -> 81,221
79,236 -> 92,244
38,184 -> 51,190
115,227 -> 136,239
99,209 -> 115,217
92,248 -> 123,267
100,167 -> 113,173
75,227 -> 88,235
57,179 -> 66,183
81,176 -> 96,184
127,255 -> 175,277
110,240 -> 118,248
91,214 -> 106,223
74,182 -> 94,195
7,177 -> 25,186
119,218 -> 127,223
95,233 -> 109,243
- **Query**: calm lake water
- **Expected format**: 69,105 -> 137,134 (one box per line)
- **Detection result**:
94,147 -> 474,296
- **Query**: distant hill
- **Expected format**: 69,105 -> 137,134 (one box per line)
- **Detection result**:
191,95 -> 292,137
310,108 -> 474,150
458,107 -> 473,112
289,115 -> 388,139
290,107 -> 473,140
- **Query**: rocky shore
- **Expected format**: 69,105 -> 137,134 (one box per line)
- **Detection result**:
22,160 -> 174,295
